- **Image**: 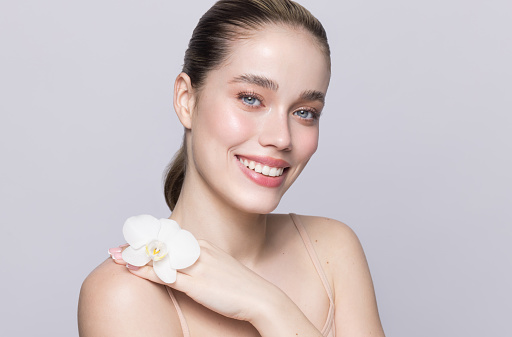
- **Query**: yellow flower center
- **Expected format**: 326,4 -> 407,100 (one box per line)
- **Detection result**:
145,240 -> 168,261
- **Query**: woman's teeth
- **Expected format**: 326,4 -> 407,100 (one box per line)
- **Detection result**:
238,157 -> 285,177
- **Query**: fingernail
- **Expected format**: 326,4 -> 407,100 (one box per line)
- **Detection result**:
126,264 -> 140,271
112,252 -> 122,260
119,243 -> 129,248
108,247 -> 122,255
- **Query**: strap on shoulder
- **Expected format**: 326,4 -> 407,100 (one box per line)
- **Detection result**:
166,287 -> 190,337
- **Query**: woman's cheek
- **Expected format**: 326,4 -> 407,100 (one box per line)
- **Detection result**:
306,138 -> 319,160
296,127 -> 319,160
212,109 -> 255,144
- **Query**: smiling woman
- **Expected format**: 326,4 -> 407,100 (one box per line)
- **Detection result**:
178,25 -> 328,215
78,1 -> 385,336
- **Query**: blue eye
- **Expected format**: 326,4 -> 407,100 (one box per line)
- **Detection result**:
242,95 -> 261,106
294,109 -> 317,120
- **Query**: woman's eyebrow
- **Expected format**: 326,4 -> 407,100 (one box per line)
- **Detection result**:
300,90 -> 325,104
230,74 -> 279,91
230,73 -> 325,104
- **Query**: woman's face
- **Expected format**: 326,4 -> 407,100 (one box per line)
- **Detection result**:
186,25 -> 330,214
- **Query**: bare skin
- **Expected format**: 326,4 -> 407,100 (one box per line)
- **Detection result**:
79,215 -> 384,336
78,25 -> 385,337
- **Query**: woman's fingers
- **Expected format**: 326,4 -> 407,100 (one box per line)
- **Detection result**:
108,244 -> 128,265
125,263 -> 191,289
107,244 -> 182,286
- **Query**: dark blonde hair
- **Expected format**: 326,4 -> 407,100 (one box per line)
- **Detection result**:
164,0 -> 330,211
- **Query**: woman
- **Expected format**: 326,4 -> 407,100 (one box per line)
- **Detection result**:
78,0 -> 385,336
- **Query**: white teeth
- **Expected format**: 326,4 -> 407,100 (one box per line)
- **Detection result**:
238,156 -> 285,177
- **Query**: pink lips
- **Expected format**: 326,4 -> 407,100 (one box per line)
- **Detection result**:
237,155 -> 290,168
236,155 -> 289,188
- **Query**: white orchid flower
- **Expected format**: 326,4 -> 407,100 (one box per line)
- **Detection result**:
121,214 -> 200,283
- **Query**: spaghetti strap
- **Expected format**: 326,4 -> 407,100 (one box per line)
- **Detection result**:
290,213 -> 336,337
166,286 -> 191,337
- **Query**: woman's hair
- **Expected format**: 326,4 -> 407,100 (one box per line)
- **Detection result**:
164,0 -> 330,211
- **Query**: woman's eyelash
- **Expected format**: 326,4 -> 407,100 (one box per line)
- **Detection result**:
294,108 -> 320,121
235,92 -> 320,121
236,91 -> 264,107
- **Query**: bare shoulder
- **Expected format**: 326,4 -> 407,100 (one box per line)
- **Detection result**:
267,213 -> 359,250
295,214 -> 363,259
294,214 -> 386,336
292,214 -> 370,282
78,259 -> 183,337
268,213 -> 366,277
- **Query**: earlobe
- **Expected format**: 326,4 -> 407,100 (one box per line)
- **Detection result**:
173,72 -> 195,129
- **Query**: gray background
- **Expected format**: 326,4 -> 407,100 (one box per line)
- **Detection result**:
1,0 -> 510,336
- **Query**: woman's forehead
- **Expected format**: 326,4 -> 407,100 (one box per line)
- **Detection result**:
210,26 -> 331,94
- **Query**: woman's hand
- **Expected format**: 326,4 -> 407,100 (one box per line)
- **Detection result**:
109,240 -> 284,322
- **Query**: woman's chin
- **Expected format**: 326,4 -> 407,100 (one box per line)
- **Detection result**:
226,192 -> 283,215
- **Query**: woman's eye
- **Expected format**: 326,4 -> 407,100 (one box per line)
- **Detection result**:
241,95 -> 261,107
294,109 -> 317,120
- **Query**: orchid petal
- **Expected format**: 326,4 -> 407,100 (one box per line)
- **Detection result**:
153,255 -> 177,283
122,246 -> 151,267
168,230 -> 201,270
123,215 -> 160,249
157,218 -> 181,244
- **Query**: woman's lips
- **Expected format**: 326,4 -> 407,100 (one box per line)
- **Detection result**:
237,155 -> 290,168
235,155 -> 289,187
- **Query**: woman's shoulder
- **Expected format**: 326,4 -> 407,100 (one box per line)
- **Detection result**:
269,216 -> 384,334
78,259 -> 183,337
269,212 -> 361,250
295,214 -> 360,247
270,213 -> 368,279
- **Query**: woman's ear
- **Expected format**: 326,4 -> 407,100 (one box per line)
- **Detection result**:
173,72 -> 196,129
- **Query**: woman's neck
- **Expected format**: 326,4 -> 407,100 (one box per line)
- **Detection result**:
169,178 -> 269,265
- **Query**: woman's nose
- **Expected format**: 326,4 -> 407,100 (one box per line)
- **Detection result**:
258,110 -> 292,151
